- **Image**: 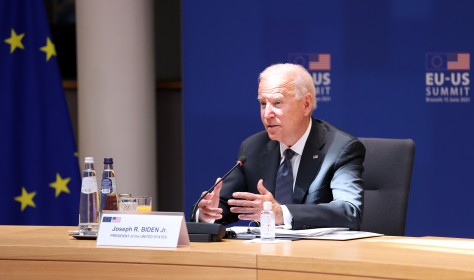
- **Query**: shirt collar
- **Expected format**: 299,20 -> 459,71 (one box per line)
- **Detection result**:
280,118 -> 312,157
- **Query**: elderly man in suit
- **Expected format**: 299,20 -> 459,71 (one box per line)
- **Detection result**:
198,63 -> 365,230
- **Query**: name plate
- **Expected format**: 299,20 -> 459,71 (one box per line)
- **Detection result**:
97,211 -> 190,248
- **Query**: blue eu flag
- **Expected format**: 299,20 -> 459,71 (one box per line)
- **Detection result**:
0,1 -> 81,225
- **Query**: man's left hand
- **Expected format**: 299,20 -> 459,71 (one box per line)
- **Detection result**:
228,179 -> 284,224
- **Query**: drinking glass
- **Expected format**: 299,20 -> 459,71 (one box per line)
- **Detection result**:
136,196 -> 152,212
118,197 -> 137,212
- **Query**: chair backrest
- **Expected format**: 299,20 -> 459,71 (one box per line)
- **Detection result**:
358,138 -> 415,236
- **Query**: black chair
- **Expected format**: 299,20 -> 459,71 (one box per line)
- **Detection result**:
358,138 -> 415,236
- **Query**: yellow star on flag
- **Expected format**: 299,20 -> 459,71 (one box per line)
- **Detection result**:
4,29 -> 25,53
14,187 -> 37,211
40,37 -> 56,61
49,173 -> 71,197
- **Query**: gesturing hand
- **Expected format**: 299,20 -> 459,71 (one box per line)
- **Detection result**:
197,178 -> 223,223
228,179 -> 284,224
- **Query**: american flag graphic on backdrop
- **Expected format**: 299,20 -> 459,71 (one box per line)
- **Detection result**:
448,53 -> 470,70
309,53 -> 331,71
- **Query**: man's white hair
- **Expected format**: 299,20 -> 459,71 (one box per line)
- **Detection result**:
259,63 -> 317,110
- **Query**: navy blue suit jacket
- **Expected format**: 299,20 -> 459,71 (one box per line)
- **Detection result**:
218,118 -> 365,230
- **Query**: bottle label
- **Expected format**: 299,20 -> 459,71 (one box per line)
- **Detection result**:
260,212 -> 275,240
81,177 -> 98,194
110,177 -> 117,192
101,178 -> 113,194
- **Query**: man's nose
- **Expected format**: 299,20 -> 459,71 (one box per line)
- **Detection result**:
263,104 -> 274,118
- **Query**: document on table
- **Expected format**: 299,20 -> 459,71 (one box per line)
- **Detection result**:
229,226 -> 383,240
305,230 -> 383,240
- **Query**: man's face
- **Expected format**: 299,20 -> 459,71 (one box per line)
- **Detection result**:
258,75 -> 312,147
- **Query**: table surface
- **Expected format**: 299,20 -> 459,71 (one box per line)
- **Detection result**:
0,226 -> 473,280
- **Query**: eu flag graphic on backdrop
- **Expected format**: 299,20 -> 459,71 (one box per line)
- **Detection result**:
0,1 -> 81,225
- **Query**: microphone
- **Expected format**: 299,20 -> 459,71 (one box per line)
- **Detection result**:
189,156 -> 246,223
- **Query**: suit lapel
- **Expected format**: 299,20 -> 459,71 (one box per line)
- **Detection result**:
293,120 -> 326,203
259,140 -> 280,195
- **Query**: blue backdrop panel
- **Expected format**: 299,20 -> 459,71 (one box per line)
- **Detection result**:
182,0 -> 473,237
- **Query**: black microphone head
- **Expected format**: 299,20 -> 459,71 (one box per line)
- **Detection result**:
238,156 -> 247,166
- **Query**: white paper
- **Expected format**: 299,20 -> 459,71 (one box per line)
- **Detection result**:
229,226 -> 382,241
245,238 -> 292,244
306,230 -> 383,240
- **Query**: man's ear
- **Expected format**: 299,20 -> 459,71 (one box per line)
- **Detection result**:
303,93 -> 313,115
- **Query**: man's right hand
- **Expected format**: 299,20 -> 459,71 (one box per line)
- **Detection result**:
197,178 -> 223,223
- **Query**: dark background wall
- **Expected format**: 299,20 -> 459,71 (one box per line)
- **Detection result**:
181,0 -> 474,238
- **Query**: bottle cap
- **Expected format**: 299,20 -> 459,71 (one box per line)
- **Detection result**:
263,201 -> 272,211
85,157 -> 94,163
104,158 -> 114,164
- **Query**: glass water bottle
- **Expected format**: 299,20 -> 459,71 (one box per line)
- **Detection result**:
79,157 -> 100,234
100,157 -> 118,211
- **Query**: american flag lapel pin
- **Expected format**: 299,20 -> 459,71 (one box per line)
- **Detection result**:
313,154 -> 319,159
